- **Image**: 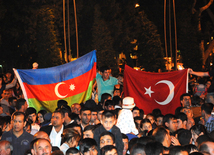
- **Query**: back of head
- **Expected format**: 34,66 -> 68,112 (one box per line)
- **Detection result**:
177,129 -> 192,145
51,150 -> 64,155
100,66 -> 110,73
145,141 -> 163,155
57,100 -> 68,109
61,128 -> 81,144
138,137 -> 154,145
130,143 -> 145,155
66,147 -> 80,155
79,138 -> 97,155
196,135 -> 212,146
113,96 -> 122,106
152,126 -> 168,143
101,93 -> 112,104
199,141 -> 212,154
169,146 -> 187,155
84,99 -> 97,109
201,103 -> 213,114
190,124 -> 207,136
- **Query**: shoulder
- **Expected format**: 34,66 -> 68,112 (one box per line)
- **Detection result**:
40,125 -> 53,131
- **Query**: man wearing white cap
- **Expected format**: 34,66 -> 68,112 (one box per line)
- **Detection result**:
32,62 -> 39,69
116,97 -> 139,136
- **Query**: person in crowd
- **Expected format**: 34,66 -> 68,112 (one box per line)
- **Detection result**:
0,74 -> 17,97
66,147 -> 80,155
32,62 -> 39,69
15,98 -> 28,113
79,138 -> 98,155
26,107 -> 40,135
60,128 -> 81,154
8,97 -> 17,115
190,124 -> 207,145
24,119 -> 32,134
90,108 -> 99,125
101,145 -> 118,155
79,107 -> 91,130
140,119 -> 152,133
177,129 -> 192,145
199,141 -> 214,155
169,146 -> 188,155
104,100 -> 115,111
156,114 -> 164,126
180,93 -> 192,108
122,134 -> 129,155
94,110 -> 123,155
130,143 -> 146,155
0,90 -> 11,115
60,105 -> 74,126
71,103 -> 81,115
31,138 -> 52,155
0,140 -> 13,155
37,110 -> 47,127
1,112 -> 33,155
145,141 -> 164,155
176,112 -> 187,130
200,103 -> 214,133
113,96 -> 122,110
163,114 -> 177,135
97,106 -> 104,124
146,113 -> 157,129
65,123 -> 82,137
83,125 -> 97,139
132,107 -> 140,118
96,66 -> 118,102
116,97 -> 138,136
99,131 -> 116,150
40,110 -> 65,148
134,117 -> 142,132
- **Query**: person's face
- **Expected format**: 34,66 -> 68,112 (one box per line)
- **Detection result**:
0,142 -> 10,155
105,149 -> 118,155
37,113 -> 44,124
107,105 -> 114,111
146,115 -> 155,124
73,104 -> 81,115
156,117 -> 163,126
122,138 -> 128,155
142,122 -> 152,131
2,91 -> 10,100
98,110 -> 104,121
100,135 -> 114,149
91,112 -> 97,123
167,118 -> 177,133
181,108 -> 193,118
101,116 -> 115,131
84,146 -> 98,155
12,115 -> 25,133
28,113 -> 37,123
23,102 -> 28,111
187,118 -> 195,130
80,110 -> 91,125
83,130 -> 94,139
132,110 -> 140,118
177,119 -> 185,130
11,99 -> 17,107
51,112 -> 64,127
206,81 -> 211,89
32,139 -> 52,155
102,70 -> 110,80
181,96 -> 191,107
191,130 -> 199,143
113,90 -> 121,97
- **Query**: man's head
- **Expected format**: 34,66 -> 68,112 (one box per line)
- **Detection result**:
31,138 -> 52,155
169,146 -> 188,155
156,114 -> 164,126
33,131 -> 50,141
180,107 -> 193,118
177,129 -> 192,145
8,97 -> 17,107
163,114 -> 177,133
97,106 -> 104,122
176,112 -> 187,130
1,90 -> 10,100
101,145 -> 118,155
71,103 -> 81,115
90,108 -> 98,124
101,93 -> 112,106
0,140 -> 13,155
113,85 -> 122,97
180,93 -> 191,107
16,98 -> 28,112
112,96 -> 122,108
152,126 -> 171,147
201,103 -> 213,118
100,66 -> 110,81
79,138 -> 98,155
66,147 -> 80,155
132,107 -> 140,118
146,113 -> 155,124
83,125 -> 96,139
122,134 -> 129,155
11,112 -> 26,133
26,107 -> 37,124
80,107 -> 91,126
199,141 -> 214,155
60,105 -> 72,125
100,131 -> 115,149
101,110 -> 116,131
104,100 -> 115,111
51,110 -> 65,128
130,143 -> 146,155
145,141 -> 163,155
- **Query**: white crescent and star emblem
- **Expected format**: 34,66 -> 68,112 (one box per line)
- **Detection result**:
54,82 -> 75,98
144,80 -> 175,105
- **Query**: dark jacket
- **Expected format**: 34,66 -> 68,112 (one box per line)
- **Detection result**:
94,125 -> 124,155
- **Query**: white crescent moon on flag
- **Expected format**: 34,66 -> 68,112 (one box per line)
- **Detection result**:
154,80 -> 174,105
54,82 -> 68,98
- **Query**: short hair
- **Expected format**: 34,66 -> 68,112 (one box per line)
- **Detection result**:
102,110 -> 115,119
25,107 -> 37,117
175,107 -> 183,116
16,98 -> 26,110
180,93 -> 191,101
38,110 -> 47,118
66,147 -> 80,155
100,66 -> 110,73
152,108 -> 162,118
163,114 -> 176,128
196,135 -> 212,146
65,123 -> 82,134
184,144 -> 198,154
101,145 -> 117,155
51,150 -> 64,155
130,143 -> 145,155
132,106 -> 140,112
80,107 -> 91,115
8,96 -> 17,103
105,100 -> 114,107
61,128 -> 81,144
83,125 -> 97,132
145,141 -> 163,155
100,131 -> 115,144
190,124 -> 207,136
152,126 -> 168,143
12,111 -> 26,122
57,99 -> 68,108
140,119 -> 151,128
113,96 -> 122,106
169,146 -> 187,155
122,133 -> 128,140
60,105 -> 72,117
201,103 -> 213,115
79,138 -> 97,154
176,112 -> 187,122
101,93 -> 112,104
177,129 -> 192,145
53,109 -> 64,118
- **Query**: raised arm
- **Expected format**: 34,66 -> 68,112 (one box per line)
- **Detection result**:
188,68 -> 209,77
5,76 -> 17,89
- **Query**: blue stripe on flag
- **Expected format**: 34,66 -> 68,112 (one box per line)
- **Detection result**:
16,50 -> 96,85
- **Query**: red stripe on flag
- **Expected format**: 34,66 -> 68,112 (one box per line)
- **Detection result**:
23,64 -> 96,101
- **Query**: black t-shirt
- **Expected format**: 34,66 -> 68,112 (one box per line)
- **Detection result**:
208,70 -> 214,93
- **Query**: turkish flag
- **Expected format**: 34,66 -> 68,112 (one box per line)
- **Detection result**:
123,65 -> 188,115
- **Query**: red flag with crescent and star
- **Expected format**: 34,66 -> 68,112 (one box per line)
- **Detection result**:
123,65 -> 188,115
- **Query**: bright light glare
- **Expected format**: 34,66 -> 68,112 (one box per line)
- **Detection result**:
135,3 -> 140,8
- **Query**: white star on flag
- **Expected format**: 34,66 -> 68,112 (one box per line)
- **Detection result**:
69,84 -> 75,91
144,86 -> 154,97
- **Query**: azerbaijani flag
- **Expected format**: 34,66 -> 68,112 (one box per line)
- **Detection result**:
14,50 -> 97,112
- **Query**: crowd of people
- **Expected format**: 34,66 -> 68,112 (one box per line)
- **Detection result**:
0,66 -> 214,155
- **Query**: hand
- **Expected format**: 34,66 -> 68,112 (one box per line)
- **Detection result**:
171,136 -> 180,146
188,68 -> 193,74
